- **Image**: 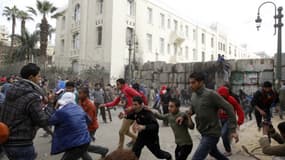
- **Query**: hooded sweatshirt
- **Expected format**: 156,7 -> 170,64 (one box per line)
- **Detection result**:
217,86 -> 244,126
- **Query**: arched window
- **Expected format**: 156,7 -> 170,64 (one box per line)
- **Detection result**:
127,0 -> 135,16
74,4 -> 80,23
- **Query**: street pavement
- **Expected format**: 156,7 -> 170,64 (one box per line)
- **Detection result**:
0,106 -> 279,160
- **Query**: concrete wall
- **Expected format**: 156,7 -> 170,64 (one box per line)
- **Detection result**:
132,58 -> 274,95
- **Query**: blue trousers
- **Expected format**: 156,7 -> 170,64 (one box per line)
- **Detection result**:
3,145 -> 36,160
192,135 -> 228,160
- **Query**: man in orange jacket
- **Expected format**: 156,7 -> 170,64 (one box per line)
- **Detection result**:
79,87 -> 109,159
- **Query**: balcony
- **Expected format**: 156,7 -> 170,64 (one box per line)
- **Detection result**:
170,31 -> 185,45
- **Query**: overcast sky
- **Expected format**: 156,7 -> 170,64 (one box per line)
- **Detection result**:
1,0 -> 284,56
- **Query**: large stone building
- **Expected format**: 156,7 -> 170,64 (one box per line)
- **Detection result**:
55,0 -> 248,82
0,25 -> 9,45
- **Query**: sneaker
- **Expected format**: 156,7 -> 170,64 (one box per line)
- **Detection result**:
40,133 -> 49,137
223,151 -> 232,156
126,141 -> 135,148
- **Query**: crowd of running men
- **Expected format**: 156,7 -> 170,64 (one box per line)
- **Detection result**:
0,63 -> 285,160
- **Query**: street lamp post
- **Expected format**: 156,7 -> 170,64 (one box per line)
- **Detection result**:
255,1 -> 283,89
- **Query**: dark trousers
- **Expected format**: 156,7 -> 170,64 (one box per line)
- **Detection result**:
162,105 -> 169,125
96,103 -> 107,122
4,145 -> 36,160
61,143 -> 89,160
255,108 -> 271,128
132,135 -> 172,159
192,136 -> 228,160
82,131 -> 109,159
221,119 -> 231,152
175,144 -> 192,160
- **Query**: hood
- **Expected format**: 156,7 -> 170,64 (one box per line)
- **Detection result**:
217,86 -> 230,98
58,92 -> 76,106
5,79 -> 44,101
160,85 -> 167,95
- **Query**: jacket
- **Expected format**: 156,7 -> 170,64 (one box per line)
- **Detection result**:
0,79 -> 49,146
191,86 -> 237,137
49,103 -> 91,154
79,98 -> 99,131
105,84 -> 147,113
251,88 -> 276,110
217,86 -> 244,126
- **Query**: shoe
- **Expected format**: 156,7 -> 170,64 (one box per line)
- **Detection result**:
40,133 -> 49,137
280,115 -> 283,120
101,148 -> 109,158
126,141 -> 135,148
223,152 -> 232,156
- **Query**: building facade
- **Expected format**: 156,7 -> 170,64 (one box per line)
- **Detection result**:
55,0 -> 248,82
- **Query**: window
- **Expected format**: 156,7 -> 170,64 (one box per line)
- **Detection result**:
179,47 -> 183,56
185,46 -> 189,59
160,13 -> 165,28
146,33 -> 152,52
167,18 -> 171,29
61,16 -> 66,30
127,0 -> 135,16
180,24 -> 183,34
126,27 -> 133,45
193,29 -> 196,40
185,25 -> 189,38
193,48 -> 197,60
61,39 -> 65,52
229,46 -> 231,55
97,0 -> 103,15
211,37 -> 214,48
72,32 -> 80,49
174,20 -> 178,31
174,43 -> 178,55
97,26 -> 103,46
74,4 -> 80,23
211,54 -> 214,61
234,48 -> 237,57
201,33 -> 205,44
167,44 -> 171,54
202,51 -> 205,62
147,7 -> 153,24
159,38 -> 165,54
222,44 -> 226,51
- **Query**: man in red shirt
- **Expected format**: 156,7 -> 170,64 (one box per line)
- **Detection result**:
99,78 -> 147,149
217,86 -> 244,156
79,87 -> 109,159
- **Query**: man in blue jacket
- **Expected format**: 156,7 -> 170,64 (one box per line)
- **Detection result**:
49,92 -> 91,160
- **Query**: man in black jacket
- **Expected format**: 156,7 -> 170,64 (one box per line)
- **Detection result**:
0,63 -> 50,160
127,96 -> 172,160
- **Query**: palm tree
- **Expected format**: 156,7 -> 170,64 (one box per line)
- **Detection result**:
18,10 -> 34,37
2,5 -> 19,48
28,0 -> 61,64
12,30 -> 39,62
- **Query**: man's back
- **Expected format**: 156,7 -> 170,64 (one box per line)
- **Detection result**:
0,79 -> 49,146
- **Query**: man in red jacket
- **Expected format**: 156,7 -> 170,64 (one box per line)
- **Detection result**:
99,78 -> 147,149
217,86 -> 244,156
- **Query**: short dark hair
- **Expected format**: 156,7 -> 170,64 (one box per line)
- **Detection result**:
79,87 -> 89,95
189,72 -> 205,82
20,63 -> 40,79
169,98 -> 181,108
66,81 -> 75,88
278,122 -> 285,134
132,83 -> 140,91
263,81 -> 272,88
133,96 -> 143,104
116,78 -> 125,85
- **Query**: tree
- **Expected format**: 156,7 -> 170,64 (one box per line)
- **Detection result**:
2,5 -> 19,49
18,10 -> 34,37
27,0 -> 61,64
12,30 -> 40,62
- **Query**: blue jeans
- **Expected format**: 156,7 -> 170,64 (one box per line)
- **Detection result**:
3,145 -> 36,160
221,119 -> 231,152
192,136 -> 228,160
